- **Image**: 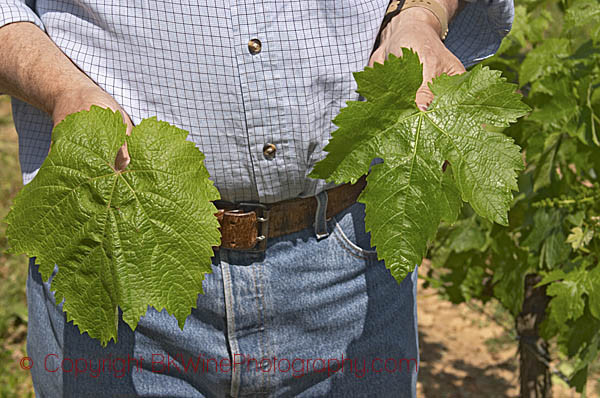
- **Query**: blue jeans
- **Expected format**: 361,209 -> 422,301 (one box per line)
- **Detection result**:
27,194 -> 419,397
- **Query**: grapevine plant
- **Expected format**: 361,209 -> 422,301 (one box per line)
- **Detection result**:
425,0 -> 600,395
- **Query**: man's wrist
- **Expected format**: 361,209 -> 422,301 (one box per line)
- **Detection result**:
390,7 -> 443,38
435,0 -> 461,21
383,0 -> 461,41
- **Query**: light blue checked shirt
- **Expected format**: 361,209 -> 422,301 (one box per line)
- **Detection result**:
1,0 -> 514,203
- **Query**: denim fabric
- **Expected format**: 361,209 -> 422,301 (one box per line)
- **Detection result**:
27,199 -> 419,397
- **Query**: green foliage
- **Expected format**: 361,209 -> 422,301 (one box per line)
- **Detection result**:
427,0 -> 600,393
5,107 -> 221,345
564,0 -> 600,45
0,96 -> 33,397
310,49 -> 529,281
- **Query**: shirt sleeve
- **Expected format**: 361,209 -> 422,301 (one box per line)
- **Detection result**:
0,0 -> 46,31
444,0 -> 514,68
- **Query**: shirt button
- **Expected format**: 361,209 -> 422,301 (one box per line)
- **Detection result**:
263,143 -> 276,160
248,38 -> 262,55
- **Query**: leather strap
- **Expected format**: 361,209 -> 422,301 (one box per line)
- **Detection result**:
214,176 -> 367,251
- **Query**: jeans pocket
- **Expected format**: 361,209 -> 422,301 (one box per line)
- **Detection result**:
329,202 -> 378,260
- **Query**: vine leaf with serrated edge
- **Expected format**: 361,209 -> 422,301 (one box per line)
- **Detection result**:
5,106 -> 221,346
310,49 -> 530,282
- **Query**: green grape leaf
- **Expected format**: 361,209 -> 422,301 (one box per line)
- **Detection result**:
537,269 -> 568,287
543,230 -> 571,268
585,266 -> 600,319
528,78 -> 577,130
488,232 -> 531,316
565,310 -> 600,357
523,209 -> 571,268
562,312 -> 600,392
564,0 -> 600,44
532,132 -> 561,191
515,7 -> 552,46
566,226 -> 594,251
546,267 -> 589,324
519,38 -> 570,87
523,209 -> 561,251
310,50 -> 530,282
5,107 -> 221,346
446,215 -> 488,253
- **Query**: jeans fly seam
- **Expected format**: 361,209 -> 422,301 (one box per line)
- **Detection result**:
259,263 -> 273,391
250,263 -> 264,393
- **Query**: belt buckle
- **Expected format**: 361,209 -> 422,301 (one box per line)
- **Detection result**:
234,202 -> 270,252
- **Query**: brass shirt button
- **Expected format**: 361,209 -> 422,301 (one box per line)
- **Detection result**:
248,39 -> 262,55
263,143 -> 276,160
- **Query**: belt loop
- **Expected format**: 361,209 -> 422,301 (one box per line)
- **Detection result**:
313,190 -> 329,240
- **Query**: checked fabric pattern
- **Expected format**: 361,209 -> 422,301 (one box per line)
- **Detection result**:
1,0 -> 514,203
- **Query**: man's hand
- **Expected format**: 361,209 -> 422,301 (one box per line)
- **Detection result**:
369,7 -> 466,111
52,84 -> 133,170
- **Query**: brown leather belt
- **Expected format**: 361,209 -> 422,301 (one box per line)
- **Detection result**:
213,175 -> 366,251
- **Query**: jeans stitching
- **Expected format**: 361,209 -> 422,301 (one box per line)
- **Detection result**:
249,263 -> 265,394
330,218 -> 378,260
258,263 -> 272,392
221,255 -> 242,398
